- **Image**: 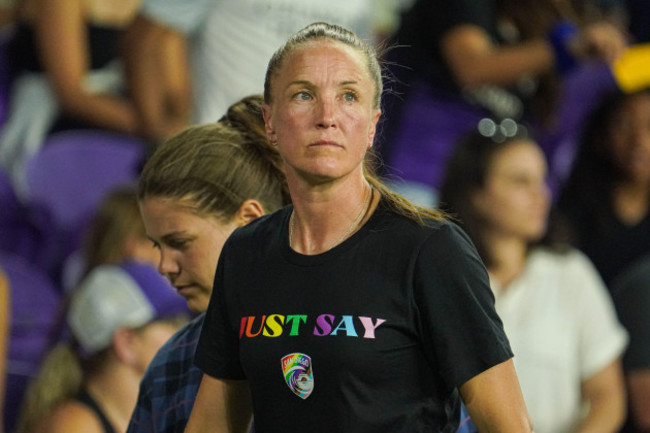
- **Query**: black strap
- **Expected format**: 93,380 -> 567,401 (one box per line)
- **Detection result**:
74,388 -> 117,433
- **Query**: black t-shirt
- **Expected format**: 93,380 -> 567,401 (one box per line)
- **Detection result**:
74,388 -> 116,433
560,201 -> 650,287
613,255 -> 650,371
11,23 -> 123,74
195,201 -> 512,433
612,255 -> 650,433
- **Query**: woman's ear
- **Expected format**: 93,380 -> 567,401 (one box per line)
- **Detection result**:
234,199 -> 265,227
112,327 -> 137,365
368,109 -> 381,148
262,104 -> 277,144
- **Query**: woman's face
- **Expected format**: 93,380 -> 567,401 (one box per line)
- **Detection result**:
472,140 -> 551,242
263,40 -> 381,185
139,197 -> 239,313
608,92 -> 650,185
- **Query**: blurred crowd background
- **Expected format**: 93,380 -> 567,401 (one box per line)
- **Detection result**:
1,0 -> 650,432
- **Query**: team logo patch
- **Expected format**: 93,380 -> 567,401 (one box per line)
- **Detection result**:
281,353 -> 314,399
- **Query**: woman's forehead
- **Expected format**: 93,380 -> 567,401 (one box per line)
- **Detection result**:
279,40 -> 368,77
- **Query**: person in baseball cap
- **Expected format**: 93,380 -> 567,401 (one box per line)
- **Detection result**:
16,261 -> 190,433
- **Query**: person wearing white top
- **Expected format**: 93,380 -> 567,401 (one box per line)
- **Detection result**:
122,0 -> 376,142
439,127 -> 628,433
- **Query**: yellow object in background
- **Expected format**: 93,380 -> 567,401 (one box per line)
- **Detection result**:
612,43 -> 650,93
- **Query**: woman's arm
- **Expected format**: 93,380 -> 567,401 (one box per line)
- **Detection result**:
33,402 -> 107,433
122,15 -> 191,143
576,358 -> 626,433
441,22 -> 625,89
34,0 -> 139,134
184,375 -> 252,433
626,369 -> 650,432
459,359 -> 534,433
441,25 -> 555,88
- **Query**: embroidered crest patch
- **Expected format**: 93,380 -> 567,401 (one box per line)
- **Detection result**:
281,353 -> 314,399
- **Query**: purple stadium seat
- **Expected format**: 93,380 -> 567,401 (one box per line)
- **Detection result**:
1,252 -> 63,433
0,166 -> 49,266
23,129 -> 146,273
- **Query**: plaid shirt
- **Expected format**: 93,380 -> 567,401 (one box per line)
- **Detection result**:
127,313 -> 205,433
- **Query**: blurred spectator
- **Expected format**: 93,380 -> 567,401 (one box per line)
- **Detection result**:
557,88 -> 650,287
62,184 -> 160,293
571,0 -> 628,26
612,256 -> 650,432
15,262 -> 189,433
380,0 -> 627,207
0,0 -> 143,194
439,129 -> 628,433
0,268 -> 8,433
122,0 -> 376,138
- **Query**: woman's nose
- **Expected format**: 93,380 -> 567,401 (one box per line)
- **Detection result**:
316,98 -> 336,128
158,248 -> 180,277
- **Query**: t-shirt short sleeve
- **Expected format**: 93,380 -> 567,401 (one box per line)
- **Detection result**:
139,0 -> 214,34
194,240 -> 246,379
413,222 -> 512,390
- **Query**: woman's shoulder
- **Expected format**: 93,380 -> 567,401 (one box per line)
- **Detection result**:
530,246 -> 595,270
375,208 -> 480,260
33,400 -> 107,433
527,247 -> 607,296
226,205 -> 291,249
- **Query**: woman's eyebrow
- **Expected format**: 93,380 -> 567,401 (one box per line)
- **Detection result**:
286,80 -> 314,89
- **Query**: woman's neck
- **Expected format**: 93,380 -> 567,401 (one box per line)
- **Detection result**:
485,233 -> 529,291
288,174 -> 377,255
613,181 -> 650,226
85,361 -> 141,433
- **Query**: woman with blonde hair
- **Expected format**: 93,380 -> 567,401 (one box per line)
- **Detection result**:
186,22 -> 532,433
62,184 -> 161,293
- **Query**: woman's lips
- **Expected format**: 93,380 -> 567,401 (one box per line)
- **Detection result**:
309,140 -> 342,148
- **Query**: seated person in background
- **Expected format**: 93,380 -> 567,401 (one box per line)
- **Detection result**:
439,128 -> 628,433
380,0 -> 627,207
557,88 -> 650,288
612,255 -> 650,432
62,184 -> 160,293
121,0 -> 376,133
127,95 -> 290,432
0,0 -> 144,192
15,261 -> 189,433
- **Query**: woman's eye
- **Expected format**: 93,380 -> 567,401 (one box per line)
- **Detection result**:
294,91 -> 312,101
169,239 -> 188,249
343,91 -> 357,102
